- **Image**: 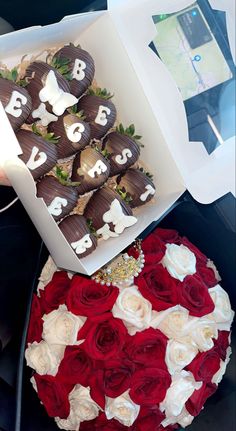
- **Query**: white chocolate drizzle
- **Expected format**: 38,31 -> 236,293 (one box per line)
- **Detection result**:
26,146 -> 47,170
39,71 -> 78,116
71,234 -> 92,255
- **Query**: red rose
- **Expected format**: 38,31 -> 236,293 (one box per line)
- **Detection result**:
103,358 -> 135,398
179,274 -> 215,317
79,313 -> 128,360
156,228 -> 179,243
196,263 -> 218,288
66,275 -> 119,317
27,294 -> 43,344
140,235 -> 166,266
186,347 -> 221,383
133,405 -> 165,431
124,328 -> 168,369
39,271 -> 71,314
57,345 -> 93,387
130,368 -> 171,405
34,374 -> 71,418
214,330 -> 230,361
93,413 -> 127,431
186,382 -> 217,416
137,264 -> 179,311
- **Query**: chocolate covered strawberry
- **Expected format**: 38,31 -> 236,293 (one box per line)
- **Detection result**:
77,87 -> 116,140
71,147 -> 110,195
36,175 -> 78,221
102,124 -> 141,177
0,69 -> 32,131
16,126 -> 58,180
116,168 -> 156,208
48,109 -> 91,159
51,43 -> 95,98
59,214 -> 97,258
24,61 -> 78,125
84,187 -> 137,240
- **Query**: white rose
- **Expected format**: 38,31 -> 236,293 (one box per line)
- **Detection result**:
105,390 -> 140,427
151,305 -> 193,339
25,340 -> 65,375
160,371 -> 202,418
42,305 -> 85,346
69,385 -> 101,423
161,406 -> 194,428
190,318 -> 218,352
212,346 -> 232,384
112,286 -> 152,335
55,416 -> 79,431
37,256 -> 57,295
207,285 -> 234,330
30,376 -> 37,392
165,339 -> 198,375
206,259 -> 221,282
162,243 -> 196,281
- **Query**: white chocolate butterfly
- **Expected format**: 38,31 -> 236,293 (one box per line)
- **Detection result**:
103,199 -> 137,234
39,71 -> 78,116
32,103 -> 58,126
97,223 -> 119,240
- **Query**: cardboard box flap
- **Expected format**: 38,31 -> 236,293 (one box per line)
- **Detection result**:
108,0 -> 235,203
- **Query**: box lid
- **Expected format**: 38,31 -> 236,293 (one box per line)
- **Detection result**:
108,0 -> 235,203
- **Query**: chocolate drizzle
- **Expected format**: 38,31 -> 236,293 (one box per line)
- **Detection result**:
59,214 -> 97,258
102,131 -> 140,176
77,95 -> 116,140
84,187 -> 133,232
117,168 -> 156,208
0,77 -> 32,131
52,44 -> 95,98
36,175 -> 78,221
48,113 -> 91,159
71,147 -> 110,195
17,129 -> 58,179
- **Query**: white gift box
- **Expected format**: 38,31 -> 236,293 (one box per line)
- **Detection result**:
0,0 -> 234,275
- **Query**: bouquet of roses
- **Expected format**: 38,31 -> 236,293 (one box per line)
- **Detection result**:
25,228 -> 234,431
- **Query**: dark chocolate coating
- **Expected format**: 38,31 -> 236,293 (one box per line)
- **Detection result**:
0,77 -> 32,131
77,95 -> 116,140
102,131 -> 140,176
84,186 -> 133,232
71,147 -> 110,195
24,61 -> 72,123
48,113 -> 91,159
36,175 -> 78,221
59,214 -> 97,258
117,168 -> 156,208
16,129 -> 58,180
52,44 -> 95,98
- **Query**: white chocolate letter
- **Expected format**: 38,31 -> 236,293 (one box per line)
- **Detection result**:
5,91 -> 27,118
66,122 -> 85,143
47,197 -> 68,216
140,184 -> 155,202
71,234 -> 92,255
115,148 -> 132,165
88,160 -> 107,178
72,59 -> 86,81
95,105 -> 111,126
26,146 -> 47,170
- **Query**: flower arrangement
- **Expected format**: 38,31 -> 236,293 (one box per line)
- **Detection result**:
25,228 -> 234,430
